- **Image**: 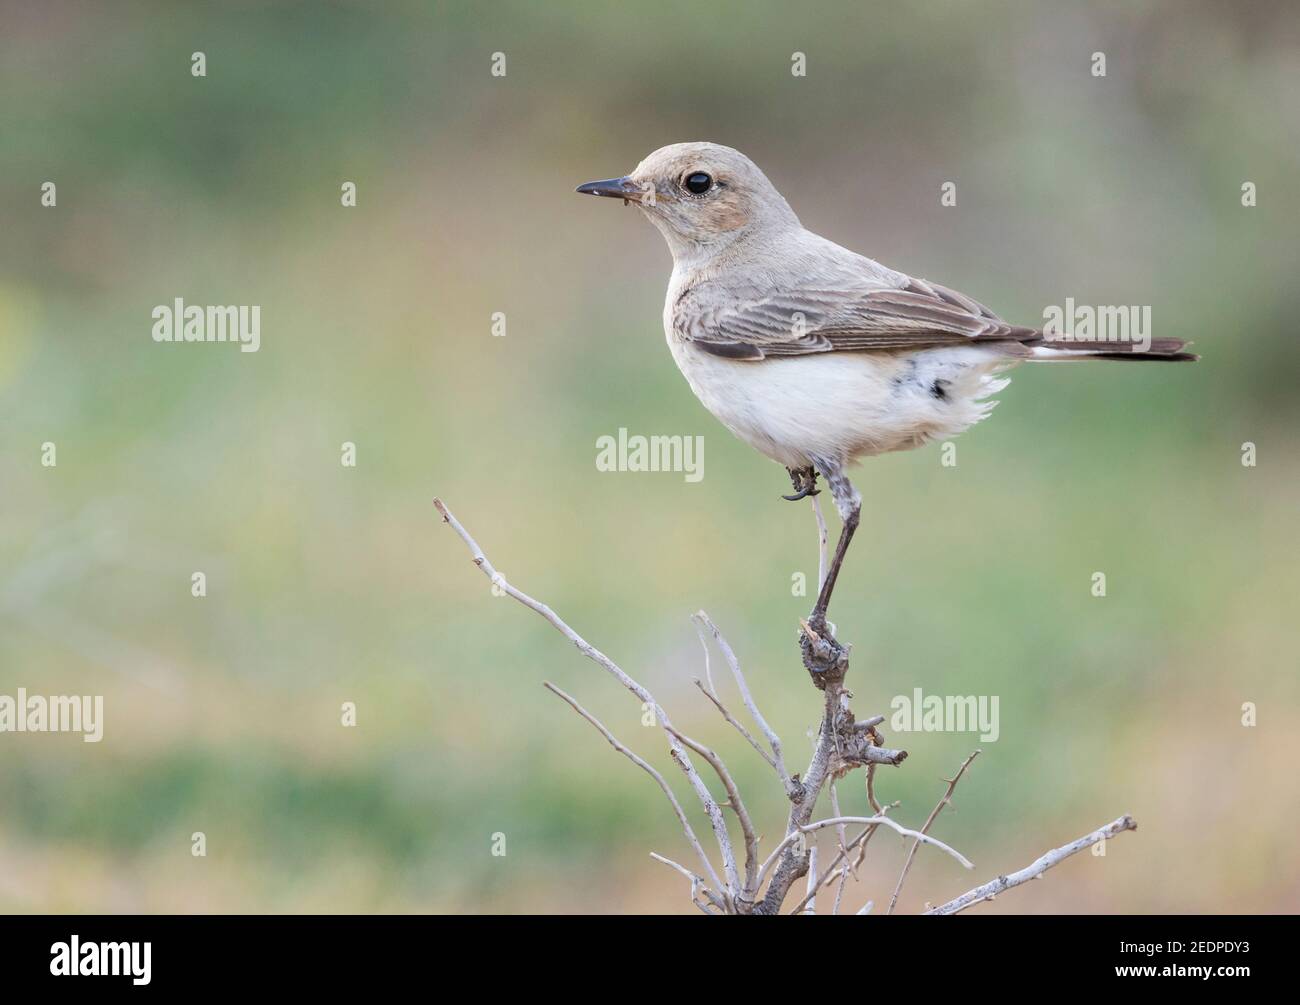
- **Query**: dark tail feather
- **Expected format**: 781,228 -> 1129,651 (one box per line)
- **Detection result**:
1030,337 -> 1198,362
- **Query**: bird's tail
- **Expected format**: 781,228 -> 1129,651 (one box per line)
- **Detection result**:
1028,337 -> 1197,362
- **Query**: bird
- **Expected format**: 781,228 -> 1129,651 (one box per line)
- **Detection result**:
576,142 -> 1195,653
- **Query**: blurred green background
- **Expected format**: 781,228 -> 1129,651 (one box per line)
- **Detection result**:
1,0 -> 1297,914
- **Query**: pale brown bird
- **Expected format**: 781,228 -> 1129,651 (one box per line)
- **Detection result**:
578,142 -> 1194,645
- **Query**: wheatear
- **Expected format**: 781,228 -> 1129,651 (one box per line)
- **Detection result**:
577,142 -> 1194,644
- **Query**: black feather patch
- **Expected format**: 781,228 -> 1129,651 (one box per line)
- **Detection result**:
694,340 -> 766,360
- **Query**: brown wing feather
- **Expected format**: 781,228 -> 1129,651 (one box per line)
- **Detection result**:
679,275 -> 1038,360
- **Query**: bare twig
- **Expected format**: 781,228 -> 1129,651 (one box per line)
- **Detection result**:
829,780 -> 852,878
692,611 -> 794,795
799,816 -> 974,870
785,802 -> 898,914
649,852 -> 721,914
801,845 -> 819,915
811,494 -> 829,593
887,749 -> 981,914
691,616 -> 718,694
543,682 -> 724,897
694,678 -> 776,772
851,799 -> 900,877
436,498 -> 740,905
664,725 -> 759,896
761,804 -> 972,901
925,815 -> 1138,915
866,763 -> 884,814
832,858 -> 849,915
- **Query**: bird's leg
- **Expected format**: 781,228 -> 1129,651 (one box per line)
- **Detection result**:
800,475 -> 859,681
782,466 -> 820,502
805,457 -> 861,640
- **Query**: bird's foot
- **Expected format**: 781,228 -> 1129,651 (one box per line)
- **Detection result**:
782,466 -> 820,502
800,615 -> 850,685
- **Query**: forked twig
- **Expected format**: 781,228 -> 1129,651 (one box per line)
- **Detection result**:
649,852 -> 721,914
692,611 -> 794,795
543,682 -> 724,899
887,749 -> 981,914
436,498 -> 740,906
786,801 -> 899,915
800,816 -> 974,870
760,811 -> 972,896
663,725 -> 759,895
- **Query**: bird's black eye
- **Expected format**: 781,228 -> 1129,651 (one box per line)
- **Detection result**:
684,172 -> 712,195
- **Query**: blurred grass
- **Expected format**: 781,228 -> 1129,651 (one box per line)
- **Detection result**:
1,0 -> 1298,913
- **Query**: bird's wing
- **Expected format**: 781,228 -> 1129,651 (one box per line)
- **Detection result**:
675,267 -> 1039,361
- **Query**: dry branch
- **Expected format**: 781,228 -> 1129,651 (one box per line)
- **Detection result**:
786,802 -> 897,914
541,681 -> 724,899
694,678 -> 777,772
798,816 -> 973,870
649,852 -> 721,914
435,496 -> 1139,917
663,725 -> 759,894
435,498 -> 740,907
925,815 -> 1138,915
692,611 -> 795,796
887,749 -> 981,914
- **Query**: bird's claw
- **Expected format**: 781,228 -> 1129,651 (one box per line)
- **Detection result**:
782,467 -> 820,501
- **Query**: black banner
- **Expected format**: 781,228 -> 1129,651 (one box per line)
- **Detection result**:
0,914 -> 1283,990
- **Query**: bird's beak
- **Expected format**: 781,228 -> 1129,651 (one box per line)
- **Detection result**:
575,176 -> 649,206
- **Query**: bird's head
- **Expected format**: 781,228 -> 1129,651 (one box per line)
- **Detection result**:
577,142 -> 800,263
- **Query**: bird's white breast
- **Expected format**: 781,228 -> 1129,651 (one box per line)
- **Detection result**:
664,334 -> 1013,471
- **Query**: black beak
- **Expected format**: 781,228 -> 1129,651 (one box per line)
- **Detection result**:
575,176 -> 644,205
